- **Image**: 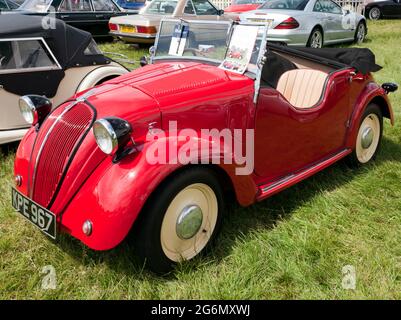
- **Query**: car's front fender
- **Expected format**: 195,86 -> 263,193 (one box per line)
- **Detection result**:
60,134 -> 257,250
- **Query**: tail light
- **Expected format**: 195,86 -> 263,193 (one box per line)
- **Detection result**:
109,23 -> 118,31
274,17 -> 299,29
136,26 -> 157,34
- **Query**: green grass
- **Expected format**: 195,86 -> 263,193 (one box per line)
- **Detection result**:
1,21 -> 401,299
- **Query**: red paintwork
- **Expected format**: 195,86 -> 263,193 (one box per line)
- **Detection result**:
14,59 -> 394,251
224,4 -> 261,13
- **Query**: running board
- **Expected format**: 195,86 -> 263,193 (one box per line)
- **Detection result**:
256,149 -> 352,201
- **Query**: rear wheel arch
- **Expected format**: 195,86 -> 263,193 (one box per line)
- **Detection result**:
369,95 -> 393,124
346,94 -> 393,148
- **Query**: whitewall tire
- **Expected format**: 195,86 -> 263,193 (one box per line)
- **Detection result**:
347,104 -> 383,166
133,167 -> 224,273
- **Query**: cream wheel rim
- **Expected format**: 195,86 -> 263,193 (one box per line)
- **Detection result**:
160,183 -> 218,262
356,113 -> 380,163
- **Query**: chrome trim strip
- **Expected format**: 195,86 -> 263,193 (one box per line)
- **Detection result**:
261,149 -> 350,193
29,101 -> 78,198
29,90 -> 97,198
253,25 -> 268,104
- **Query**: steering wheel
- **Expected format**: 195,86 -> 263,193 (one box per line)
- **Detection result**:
183,48 -> 207,57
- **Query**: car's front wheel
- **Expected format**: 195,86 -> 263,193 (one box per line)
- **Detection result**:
347,103 -> 383,166
354,21 -> 366,44
133,167 -> 224,273
307,28 -> 323,48
368,7 -> 382,20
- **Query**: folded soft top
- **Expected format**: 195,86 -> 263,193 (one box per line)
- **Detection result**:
296,47 -> 382,74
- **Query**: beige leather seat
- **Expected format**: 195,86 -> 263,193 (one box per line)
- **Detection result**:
276,69 -> 328,109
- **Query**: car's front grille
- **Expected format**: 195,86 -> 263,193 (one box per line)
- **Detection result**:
30,102 -> 95,208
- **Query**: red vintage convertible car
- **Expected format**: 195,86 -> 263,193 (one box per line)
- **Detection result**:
12,20 -> 397,273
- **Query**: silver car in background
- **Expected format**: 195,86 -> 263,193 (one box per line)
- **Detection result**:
240,0 -> 367,47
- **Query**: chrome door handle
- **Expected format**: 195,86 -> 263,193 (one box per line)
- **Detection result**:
349,71 -> 364,83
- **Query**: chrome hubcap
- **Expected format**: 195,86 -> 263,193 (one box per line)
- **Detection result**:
176,205 -> 203,240
361,127 -> 374,149
311,32 -> 322,48
357,25 -> 365,42
370,8 -> 380,19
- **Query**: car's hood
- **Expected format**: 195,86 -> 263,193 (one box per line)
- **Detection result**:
106,61 -> 253,116
110,14 -> 166,26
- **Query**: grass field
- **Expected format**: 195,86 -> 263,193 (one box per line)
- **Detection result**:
1,21 -> 401,299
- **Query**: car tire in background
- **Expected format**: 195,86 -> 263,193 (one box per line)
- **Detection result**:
307,27 -> 323,48
132,167 -> 225,274
354,21 -> 367,44
368,7 -> 382,20
346,103 -> 383,167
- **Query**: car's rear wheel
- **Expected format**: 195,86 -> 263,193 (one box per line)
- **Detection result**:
368,7 -> 381,20
347,103 -> 383,166
307,28 -> 323,48
354,21 -> 366,44
133,167 -> 224,273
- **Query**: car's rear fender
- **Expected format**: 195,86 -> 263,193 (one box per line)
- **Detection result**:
60,134 -> 257,250
345,81 -> 394,148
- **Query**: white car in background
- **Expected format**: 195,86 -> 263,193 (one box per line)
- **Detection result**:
109,0 -> 228,43
240,0 -> 367,47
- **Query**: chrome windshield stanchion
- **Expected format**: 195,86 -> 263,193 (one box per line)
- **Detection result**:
253,25 -> 269,104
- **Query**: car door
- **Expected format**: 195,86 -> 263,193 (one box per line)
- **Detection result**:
253,69 -> 352,181
383,0 -> 401,17
320,0 -> 349,41
312,0 -> 332,40
57,0 -> 97,35
396,0 -> 401,16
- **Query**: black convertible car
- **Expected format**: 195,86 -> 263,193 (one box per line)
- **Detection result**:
3,0 -> 130,37
365,0 -> 401,20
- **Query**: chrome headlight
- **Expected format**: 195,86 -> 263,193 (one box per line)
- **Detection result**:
93,117 -> 132,155
19,95 -> 52,126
